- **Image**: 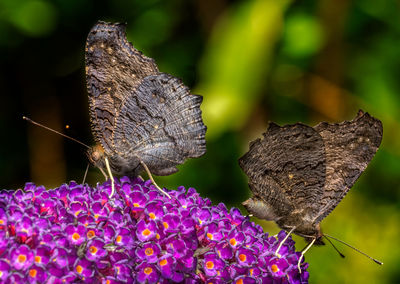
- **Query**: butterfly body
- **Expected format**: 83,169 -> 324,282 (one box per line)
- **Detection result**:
239,110 -> 383,243
85,21 -> 206,177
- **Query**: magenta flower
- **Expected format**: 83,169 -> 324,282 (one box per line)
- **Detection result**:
136,262 -> 159,282
86,238 -> 107,261
202,252 -> 226,277
0,259 -> 10,280
136,219 -> 157,242
65,224 -> 86,246
0,177 -> 309,283
136,242 -> 161,263
10,245 -> 34,270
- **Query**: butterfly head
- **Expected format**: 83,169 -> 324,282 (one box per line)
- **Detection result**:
283,223 -> 325,245
87,144 -> 106,169
244,196 -> 325,244
87,144 -> 144,176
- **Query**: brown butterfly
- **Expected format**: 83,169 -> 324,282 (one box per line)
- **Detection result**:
85,21 -> 207,181
239,110 -> 382,260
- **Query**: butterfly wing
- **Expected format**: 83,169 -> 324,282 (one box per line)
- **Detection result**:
113,73 -> 206,176
239,123 -> 326,222
312,110 -> 383,223
85,21 -> 159,152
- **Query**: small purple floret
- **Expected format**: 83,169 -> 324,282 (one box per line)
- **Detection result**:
0,177 -> 309,282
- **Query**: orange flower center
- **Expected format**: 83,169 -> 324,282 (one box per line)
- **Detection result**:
29,269 -> 37,278
163,222 -> 169,229
76,265 -> 83,274
230,238 -> 237,246
145,247 -> 154,256
207,233 -> 213,240
149,213 -> 156,219
87,230 -> 95,238
142,229 -> 151,236
72,232 -> 80,241
35,256 -> 41,263
236,279 -> 244,284
17,254 -> 26,263
239,254 -> 246,262
89,246 -> 98,254
144,267 -> 152,275
116,235 -> 122,243
159,259 -> 167,266
133,203 -> 140,207
206,261 -> 214,269
271,264 -> 279,273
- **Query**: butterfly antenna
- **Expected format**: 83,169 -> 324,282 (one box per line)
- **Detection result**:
22,116 -> 90,149
324,234 -> 383,265
323,235 -> 345,258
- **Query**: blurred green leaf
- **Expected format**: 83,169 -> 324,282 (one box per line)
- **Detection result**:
196,0 -> 292,139
282,12 -> 325,58
127,8 -> 173,50
7,0 -> 57,37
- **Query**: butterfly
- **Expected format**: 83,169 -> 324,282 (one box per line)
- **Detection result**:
85,21 -> 206,181
239,110 -> 382,246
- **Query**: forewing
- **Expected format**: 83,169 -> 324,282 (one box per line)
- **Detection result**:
313,110 -> 383,223
114,73 -> 207,176
85,21 -> 158,151
239,123 -> 326,219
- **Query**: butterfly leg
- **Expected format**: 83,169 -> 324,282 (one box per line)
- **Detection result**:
298,237 -> 316,273
82,163 -> 90,184
97,166 -> 108,181
275,227 -> 296,258
104,157 -> 116,198
139,160 -> 171,199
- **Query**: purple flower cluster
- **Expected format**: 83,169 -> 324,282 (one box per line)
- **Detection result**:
0,177 -> 309,283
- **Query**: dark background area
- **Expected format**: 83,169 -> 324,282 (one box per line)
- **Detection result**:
0,0 -> 399,282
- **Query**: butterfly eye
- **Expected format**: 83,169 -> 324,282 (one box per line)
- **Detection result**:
91,151 -> 101,162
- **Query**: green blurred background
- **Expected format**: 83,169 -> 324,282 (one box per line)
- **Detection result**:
0,0 -> 399,282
